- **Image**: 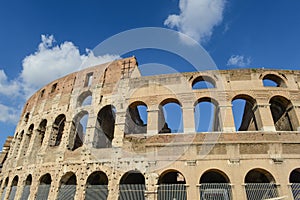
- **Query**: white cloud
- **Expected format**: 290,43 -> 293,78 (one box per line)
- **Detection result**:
164,0 -> 226,44
0,70 -> 20,97
227,55 -> 251,67
20,35 -> 120,96
0,104 -> 19,124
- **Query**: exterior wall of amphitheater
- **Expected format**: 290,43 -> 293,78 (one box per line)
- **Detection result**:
1,56 -> 300,199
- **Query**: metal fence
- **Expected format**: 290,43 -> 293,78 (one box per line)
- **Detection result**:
1,188 -> 6,200
20,185 -> 31,200
8,186 -> 17,200
85,185 -> 108,200
57,185 -> 76,200
245,183 -> 278,200
199,183 -> 232,200
157,184 -> 187,200
119,184 -> 145,200
36,185 -> 51,200
291,183 -> 300,200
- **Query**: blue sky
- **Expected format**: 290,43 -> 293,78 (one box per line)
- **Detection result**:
0,0 -> 300,149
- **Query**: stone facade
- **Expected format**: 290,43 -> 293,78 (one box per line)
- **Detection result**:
1,56 -> 300,199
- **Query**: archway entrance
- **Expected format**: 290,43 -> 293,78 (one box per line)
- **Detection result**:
119,171 -> 145,200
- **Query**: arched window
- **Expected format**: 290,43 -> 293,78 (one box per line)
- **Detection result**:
290,168 -> 300,199
20,175 -> 32,200
12,131 -> 24,159
158,170 -> 187,200
159,99 -> 183,133
36,173 -> 52,199
20,125 -> 34,157
8,176 -> 18,200
199,170 -> 232,200
232,95 -> 259,131
125,102 -> 148,134
192,76 -> 216,89
119,171 -> 146,200
94,105 -> 116,148
244,169 -> 278,200
77,91 -> 92,107
50,114 -> 66,146
262,74 -> 286,87
37,119 -> 47,147
269,96 -> 296,131
69,111 -> 89,151
194,98 -> 220,132
57,172 -> 77,200
86,171 -> 108,200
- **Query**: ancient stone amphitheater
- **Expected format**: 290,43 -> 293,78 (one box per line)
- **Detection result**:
0,56 -> 300,200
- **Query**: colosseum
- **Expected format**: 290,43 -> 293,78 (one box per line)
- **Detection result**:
0,56 -> 300,200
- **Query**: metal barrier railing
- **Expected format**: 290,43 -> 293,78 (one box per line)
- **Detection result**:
119,184 -> 146,200
8,186 -> 17,200
199,183 -> 232,200
85,185 -> 108,200
1,188 -> 6,200
36,185 -> 51,200
157,184 -> 187,200
290,183 -> 300,200
245,183 -> 278,200
57,185 -> 77,200
20,185 -> 31,200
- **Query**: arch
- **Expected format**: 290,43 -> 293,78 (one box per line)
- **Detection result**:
21,174 -> 32,200
125,101 -> 148,134
119,171 -> 146,200
269,95 -> 297,131
199,169 -> 232,200
290,168 -> 300,199
12,130 -> 24,159
194,97 -> 220,132
50,114 -> 66,146
192,75 -> 216,89
86,171 -> 108,200
36,173 -> 52,200
69,111 -> 89,151
262,74 -> 286,87
24,112 -> 30,123
244,168 -> 278,200
57,172 -> 77,200
232,94 -> 260,131
94,105 -> 116,148
77,90 -> 92,107
158,169 -> 187,200
20,124 -> 34,157
37,119 -> 47,146
8,176 -> 18,200
0,177 -> 9,200
158,98 -> 183,133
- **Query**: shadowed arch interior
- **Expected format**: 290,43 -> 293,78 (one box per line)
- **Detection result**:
125,101 -> 148,134
200,170 -> 230,183
120,171 -> 145,184
245,169 -> 275,183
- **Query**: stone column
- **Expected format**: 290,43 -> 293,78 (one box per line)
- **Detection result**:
145,173 -> 159,200
84,115 -> 97,149
256,104 -> 276,131
290,103 -> 300,131
147,108 -> 159,135
218,104 -> 236,132
182,106 -> 195,133
112,111 -> 126,148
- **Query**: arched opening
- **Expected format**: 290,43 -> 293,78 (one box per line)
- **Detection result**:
13,130 -> 24,159
24,112 -> 30,123
50,114 -> 66,146
8,176 -> 18,200
94,105 -> 116,148
86,171 -> 108,200
20,175 -> 32,200
289,168 -> 300,199
262,74 -> 286,87
0,177 -> 9,200
37,119 -> 47,147
36,173 -> 52,199
20,124 -> 34,157
232,95 -> 259,131
158,170 -> 187,200
125,102 -> 148,134
194,98 -> 220,132
199,170 -> 232,200
269,96 -> 296,131
69,111 -> 89,151
192,76 -> 216,89
244,169 -> 278,200
77,91 -> 92,107
159,99 -> 183,133
119,171 -> 146,200
57,172 -> 77,200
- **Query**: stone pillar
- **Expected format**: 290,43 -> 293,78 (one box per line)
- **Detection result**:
145,173 -> 159,200
39,125 -> 53,154
147,108 -> 159,135
48,178 -> 59,200
218,104 -> 236,132
182,106 -> 195,133
256,104 -> 276,131
84,115 -> 97,149
290,104 -> 300,131
112,111 -> 126,148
